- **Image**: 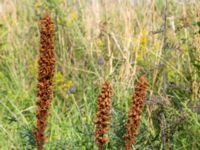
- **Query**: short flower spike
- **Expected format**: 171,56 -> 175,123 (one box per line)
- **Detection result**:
95,81 -> 113,150
124,76 -> 147,150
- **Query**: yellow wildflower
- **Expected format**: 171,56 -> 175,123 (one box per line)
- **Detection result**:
140,28 -> 148,50
154,40 -> 160,50
54,72 -> 64,83
60,80 -> 73,90
67,10 -> 77,26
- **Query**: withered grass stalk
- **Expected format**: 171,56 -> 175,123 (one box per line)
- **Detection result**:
95,81 -> 113,150
124,76 -> 147,150
34,14 -> 55,150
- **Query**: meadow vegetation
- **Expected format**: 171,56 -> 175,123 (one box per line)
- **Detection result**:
0,0 -> 200,149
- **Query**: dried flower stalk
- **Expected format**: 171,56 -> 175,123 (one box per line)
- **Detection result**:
34,14 -> 55,150
95,81 -> 113,150
124,76 -> 147,150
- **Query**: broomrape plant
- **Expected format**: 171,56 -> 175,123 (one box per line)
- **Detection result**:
33,14 -> 56,150
94,77 -> 147,150
124,76 -> 148,150
33,13 -> 147,150
95,81 -> 113,150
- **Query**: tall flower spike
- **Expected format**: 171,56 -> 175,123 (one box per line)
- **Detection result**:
124,76 -> 147,150
34,14 -> 55,150
95,81 -> 112,150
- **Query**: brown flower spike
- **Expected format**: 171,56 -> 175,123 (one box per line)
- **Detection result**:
95,81 -> 113,150
124,76 -> 147,150
34,14 -> 55,150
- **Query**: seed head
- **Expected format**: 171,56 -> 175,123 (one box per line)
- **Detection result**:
66,85 -> 76,94
97,57 -> 105,66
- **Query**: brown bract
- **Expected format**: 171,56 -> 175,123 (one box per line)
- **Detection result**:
95,81 -> 112,150
124,76 -> 147,150
34,14 -> 55,150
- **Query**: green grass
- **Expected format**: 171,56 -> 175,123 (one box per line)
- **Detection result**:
0,0 -> 200,149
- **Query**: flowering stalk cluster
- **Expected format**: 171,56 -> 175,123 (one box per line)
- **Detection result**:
95,81 -> 113,150
124,76 -> 147,150
34,14 -> 55,150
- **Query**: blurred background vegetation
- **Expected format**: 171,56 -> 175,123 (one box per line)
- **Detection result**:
0,0 -> 200,149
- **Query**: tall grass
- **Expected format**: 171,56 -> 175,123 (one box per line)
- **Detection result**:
0,0 -> 200,149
